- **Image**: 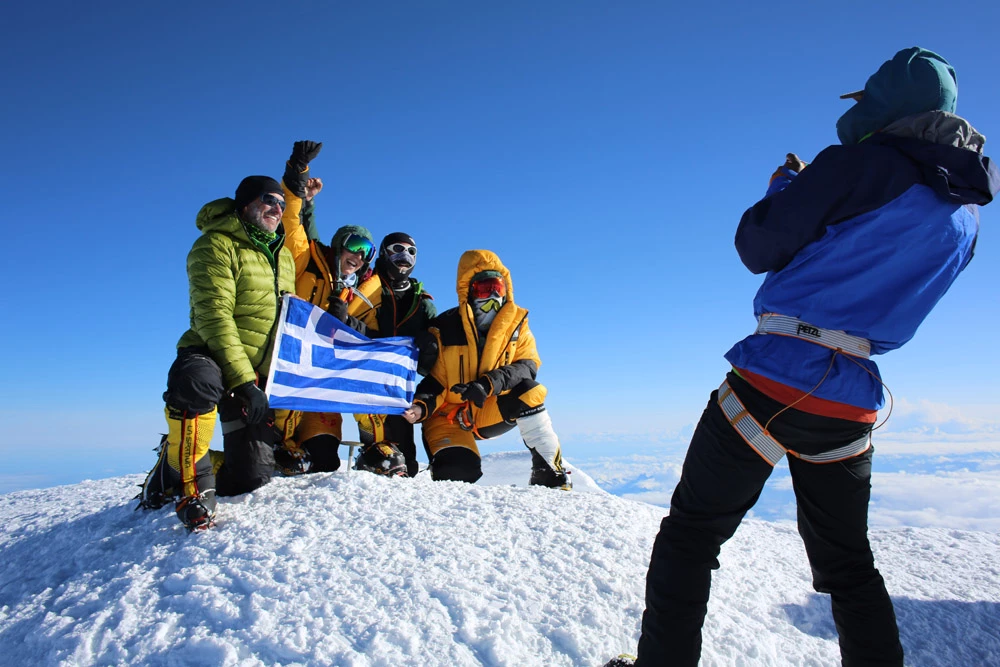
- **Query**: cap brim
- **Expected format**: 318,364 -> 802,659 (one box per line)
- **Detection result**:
839,90 -> 865,101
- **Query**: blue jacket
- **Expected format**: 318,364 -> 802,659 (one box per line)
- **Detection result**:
725,117 -> 998,410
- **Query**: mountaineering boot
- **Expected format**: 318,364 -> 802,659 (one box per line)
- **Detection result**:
175,490 -> 216,531
138,405 -> 219,512
136,435 -> 175,510
275,448 -> 311,476
518,409 -> 571,489
529,448 -> 572,489
358,412 -> 418,477
354,441 -> 408,477
271,408 -> 311,476
603,655 -> 636,667
274,444 -> 313,476
155,406 -> 219,529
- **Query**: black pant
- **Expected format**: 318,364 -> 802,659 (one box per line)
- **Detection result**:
422,379 -> 546,483
637,374 -> 903,667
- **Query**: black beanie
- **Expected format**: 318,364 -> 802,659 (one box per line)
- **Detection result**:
234,175 -> 283,211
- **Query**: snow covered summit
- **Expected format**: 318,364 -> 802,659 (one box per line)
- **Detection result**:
1,452 -> 997,666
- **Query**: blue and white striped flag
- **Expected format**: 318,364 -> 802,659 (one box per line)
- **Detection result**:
264,294 -> 418,414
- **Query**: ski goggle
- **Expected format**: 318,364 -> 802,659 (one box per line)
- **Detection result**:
470,277 -> 506,300
385,243 -> 417,257
259,193 -> 286,211
342,233 -> 376,263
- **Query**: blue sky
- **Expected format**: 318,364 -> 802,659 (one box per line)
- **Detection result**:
1,0 -> 998,491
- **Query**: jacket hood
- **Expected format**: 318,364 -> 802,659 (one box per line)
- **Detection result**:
328,224 -> 375,286
837,47 -> 958,146
869,112 -> 999,206
195,198 -> 245,235
456,250 -> 514,309
881,110 -> 984,151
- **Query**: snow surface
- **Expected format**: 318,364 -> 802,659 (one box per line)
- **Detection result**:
1,451 -> 998,666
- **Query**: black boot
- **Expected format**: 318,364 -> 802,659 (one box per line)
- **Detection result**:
136,435 -> 176,510
529,449 -> 572,489
274,445 -> 312,476
175,490 -> 216,531
354,441 -> 408,477
603,656 -> 636,667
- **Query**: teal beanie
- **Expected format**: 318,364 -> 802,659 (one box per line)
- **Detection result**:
836,47 -> 958,145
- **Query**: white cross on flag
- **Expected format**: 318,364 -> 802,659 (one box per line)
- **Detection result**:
264,294 -> 418,414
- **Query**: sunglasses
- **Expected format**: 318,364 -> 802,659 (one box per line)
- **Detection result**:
260,193 -> 286,211
385,243 -> 417,257
342,233 -> 376,263
470,277 -> 506,300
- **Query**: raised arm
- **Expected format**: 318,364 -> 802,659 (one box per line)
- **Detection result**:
281,141 -> 323,276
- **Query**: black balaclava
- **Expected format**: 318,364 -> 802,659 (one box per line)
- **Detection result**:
376,232 -> 417,291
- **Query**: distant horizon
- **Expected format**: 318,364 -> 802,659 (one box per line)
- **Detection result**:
4,438 -> 998,535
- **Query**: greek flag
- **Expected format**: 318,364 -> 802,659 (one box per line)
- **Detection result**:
264,295 -> 418,414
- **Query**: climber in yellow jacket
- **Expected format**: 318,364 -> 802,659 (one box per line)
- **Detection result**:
403,250 -> 570,488
271,141 -> 378,476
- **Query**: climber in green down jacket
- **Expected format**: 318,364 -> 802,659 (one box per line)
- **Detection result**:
137,174 -> 297,531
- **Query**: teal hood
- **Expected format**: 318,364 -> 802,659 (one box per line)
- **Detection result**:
837,47 -> 958,145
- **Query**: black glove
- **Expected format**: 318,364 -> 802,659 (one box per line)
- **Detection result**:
233,381 -> 269,424
283,140 -> 323,197
328,296 -> 348,322
290,140 -> 322,171
451,380 -> 490,408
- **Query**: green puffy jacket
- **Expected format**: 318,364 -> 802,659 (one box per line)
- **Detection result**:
176,198 -> 296,389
